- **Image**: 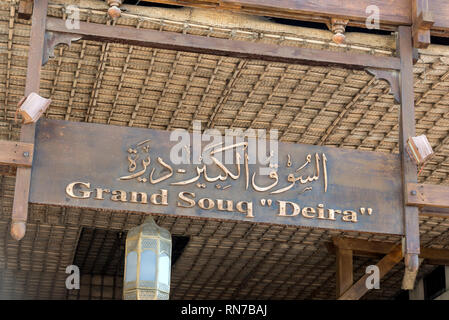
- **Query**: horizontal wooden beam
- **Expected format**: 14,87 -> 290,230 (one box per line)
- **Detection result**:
338,244 -> 403,300
138,0 -> 449,37
331,237 -> 449,265
407,183 -> 449,209
46,17 -> 401,70
0,140 -> 34,167
420,206 -> 449,218
140,0 -> 411,26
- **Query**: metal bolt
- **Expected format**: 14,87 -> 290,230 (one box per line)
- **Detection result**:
23,152 -> 29,157
410,190 -> 417,196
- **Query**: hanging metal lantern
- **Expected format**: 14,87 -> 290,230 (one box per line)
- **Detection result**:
123,216 -> 172,300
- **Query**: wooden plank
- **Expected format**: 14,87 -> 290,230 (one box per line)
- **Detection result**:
0,140 -> 34,167
335,246 -> 353,298
45,17 -> 401,70
29,118 -> 404,235
11,0 -> 48,241
398,26 -> 420,288
338,245 -> 403,300
407,183 -> 449,209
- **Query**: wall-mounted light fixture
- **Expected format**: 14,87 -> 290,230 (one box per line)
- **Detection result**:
15,92 -> 51,124
123,216 -> 172,300
407,135 -> 434,166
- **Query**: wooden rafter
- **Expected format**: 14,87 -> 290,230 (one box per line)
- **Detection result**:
45,17 -> 401,71
136,0 -> 449,39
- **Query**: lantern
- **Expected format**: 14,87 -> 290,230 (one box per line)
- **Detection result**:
123,216 -> 172,300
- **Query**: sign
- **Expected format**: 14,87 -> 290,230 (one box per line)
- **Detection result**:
29,119 -> 403,235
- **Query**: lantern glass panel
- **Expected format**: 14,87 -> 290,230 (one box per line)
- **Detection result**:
140,250 -> 156,282
158,253 -> 170,286
125,251 -> 137,282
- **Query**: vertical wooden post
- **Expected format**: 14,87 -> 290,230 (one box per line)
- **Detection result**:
336,247 -> 353,298
398,26 -> 420,289
11,0 -> 48,240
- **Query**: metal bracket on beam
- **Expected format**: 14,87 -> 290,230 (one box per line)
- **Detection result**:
366,68 -> 400,104
42,31 -> 82,66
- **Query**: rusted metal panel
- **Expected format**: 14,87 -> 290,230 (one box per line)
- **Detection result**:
29,119 -> 403,235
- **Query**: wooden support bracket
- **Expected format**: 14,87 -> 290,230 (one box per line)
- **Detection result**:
338,244 -> 403,300
331,237 -> 449,299
366,68 -> 400,104
0,140 -> 34,167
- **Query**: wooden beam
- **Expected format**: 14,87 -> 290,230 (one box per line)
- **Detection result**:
412,0 -> 434,49
140,0 -> 411,27
0,140 -> 34,167
138,0 -> 449,37
398,26 -> 420,289
407,183 -> 449,209
11,0 -> 47,241
335,245 -> 353,298
330,237 -> 449,265
338,245 -> 403,300
420,206 -> 449,218
45,17 -> 401,70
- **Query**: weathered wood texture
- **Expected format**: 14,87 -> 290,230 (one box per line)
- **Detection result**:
398,26 -> 420,281
45,17 -> 401,70
0,140 -> 34,167
407,183 -> 449,209
338,244 -> 403,300
138,0 -> 449,35
12,0 -> 48,240
29,119 -> 404,235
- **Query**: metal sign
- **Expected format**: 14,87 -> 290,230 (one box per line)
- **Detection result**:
29,119 -> 403,235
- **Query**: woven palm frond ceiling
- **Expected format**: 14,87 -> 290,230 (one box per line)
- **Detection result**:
0,0 -> 449,300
